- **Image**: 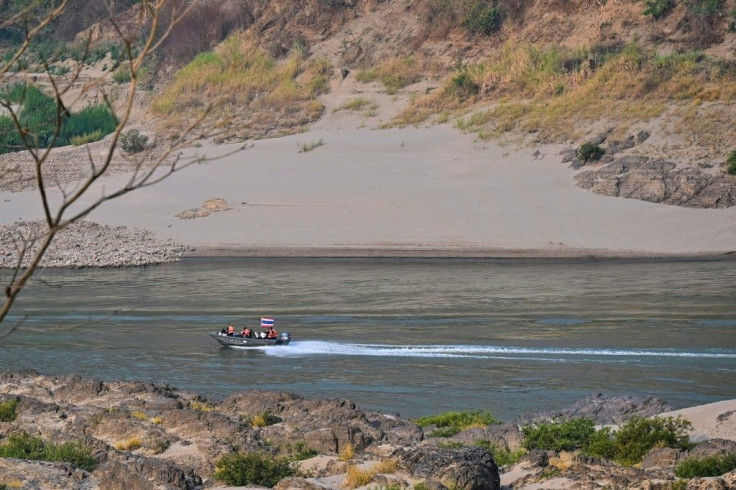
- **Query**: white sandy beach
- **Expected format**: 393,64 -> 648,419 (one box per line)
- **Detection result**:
0,107 -> 735,258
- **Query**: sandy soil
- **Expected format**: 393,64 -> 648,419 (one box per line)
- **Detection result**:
0,97 -> 735,258
660,399 -> 736,443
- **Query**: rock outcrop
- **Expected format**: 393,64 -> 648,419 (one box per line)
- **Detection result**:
397,446 -> 500,490
574,156 -> 736,208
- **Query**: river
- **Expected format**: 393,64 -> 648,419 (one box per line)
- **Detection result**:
2,258 -> 735,419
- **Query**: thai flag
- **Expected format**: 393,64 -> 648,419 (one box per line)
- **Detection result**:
261,317 -> 274,328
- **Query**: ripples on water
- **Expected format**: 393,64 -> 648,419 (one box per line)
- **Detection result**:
2,258 -> 735,419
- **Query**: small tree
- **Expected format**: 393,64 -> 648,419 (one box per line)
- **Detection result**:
0,0 -> 241,337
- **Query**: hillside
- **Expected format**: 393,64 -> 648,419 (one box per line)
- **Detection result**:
1,0 -> 735,207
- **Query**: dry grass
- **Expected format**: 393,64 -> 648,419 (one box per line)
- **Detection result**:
153,32 -> 331,136
395,41 -> 736,143
355,55 -> 444,94
343,465 -> 374,488
190,400 -> 216,412
150,416 -> 163,425
130,410 -> 148,421
342,459 -> 399,489
373,458 -> 398,474
334,97 -> 378,114
115,436 -> 143,451
338,443 -> 355,462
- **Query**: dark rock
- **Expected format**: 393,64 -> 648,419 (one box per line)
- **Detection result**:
606,136 -> 635,155
589,133 -> 608,146
636,130 -> 650,143
573,155 -> 736,208
689,438 -> 736,459
641,447 -> 683,470
560,147 -> 577,163
520,449 -> 549,468
95,453 -> 202,490
420,481 -> 449,490
304,428 -> 339,453
570,157 -> 586,170
54,375 -> 107,403
541,393 -> 673,424
398,446 -> 500,490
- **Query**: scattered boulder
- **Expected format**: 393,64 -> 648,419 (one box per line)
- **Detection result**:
641,447 -> 683,470
398,446 -> 500,490
688,438 -> 736,459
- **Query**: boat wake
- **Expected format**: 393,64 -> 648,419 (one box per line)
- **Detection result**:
264,341 -> 736,360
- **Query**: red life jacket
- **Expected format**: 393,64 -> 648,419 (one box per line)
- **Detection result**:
227,325 -> 235,334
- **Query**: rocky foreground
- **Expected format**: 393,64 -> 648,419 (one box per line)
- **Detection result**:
0,371 -> 735,489
0,220 -> 187,269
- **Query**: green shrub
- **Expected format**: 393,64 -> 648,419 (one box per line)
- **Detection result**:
214,451 -> 294,486
282,440 -> 318,461
0,399 -> 18,422
416,410 -> 497,437
585,416 -> 693,466
0,432 -> 97,471
675,453 -> 736,478
112,64 -> 132,84
463,2 -> 503,35
523,418 -> 597,452
475,439 -> 525,466
727,150 -> 736,175
445,71 -> 480,100
577,142 -> 605,162
643,0 -> 675,19
120,129 -> 148,153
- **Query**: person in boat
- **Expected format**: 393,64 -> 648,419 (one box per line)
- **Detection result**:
266,326 -> 278,339
226,325 -> 236,336
242,327 -> 252,338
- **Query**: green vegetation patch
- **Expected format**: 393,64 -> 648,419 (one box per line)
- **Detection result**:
675,453 -> 736,478
475,439 -> 526,466
0,399 -> 18,422
727,150 -> 736,175
523,418 -> 597,452
522,416 -> 693,466
585,416 -> 693,466
214,451 -> 294,486
416,410 -> 498,437
643,0 -> 675,19
0,432 -> 97,471
463,3 -> 503,35
0,83 -> 116,153
577,142 -> 605,162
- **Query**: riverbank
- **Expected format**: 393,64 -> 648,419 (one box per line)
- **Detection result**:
0,371 -> 734,489
1,125 -> 736,267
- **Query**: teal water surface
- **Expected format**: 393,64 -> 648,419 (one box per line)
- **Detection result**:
2,258 -> 735,419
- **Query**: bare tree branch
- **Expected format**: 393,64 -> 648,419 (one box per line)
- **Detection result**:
0,0 -> 230,335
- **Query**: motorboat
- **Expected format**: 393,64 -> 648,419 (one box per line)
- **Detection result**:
209,331 -> 291,347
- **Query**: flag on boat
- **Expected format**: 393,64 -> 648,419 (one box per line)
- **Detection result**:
261,317 -> 275,328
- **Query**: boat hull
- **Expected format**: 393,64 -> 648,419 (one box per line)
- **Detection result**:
209,332 -> 290,347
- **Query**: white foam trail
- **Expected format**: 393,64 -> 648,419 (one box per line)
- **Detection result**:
264,341 -> 736,359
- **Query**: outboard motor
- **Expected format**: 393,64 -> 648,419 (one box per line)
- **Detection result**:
279,332 -> 291,344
